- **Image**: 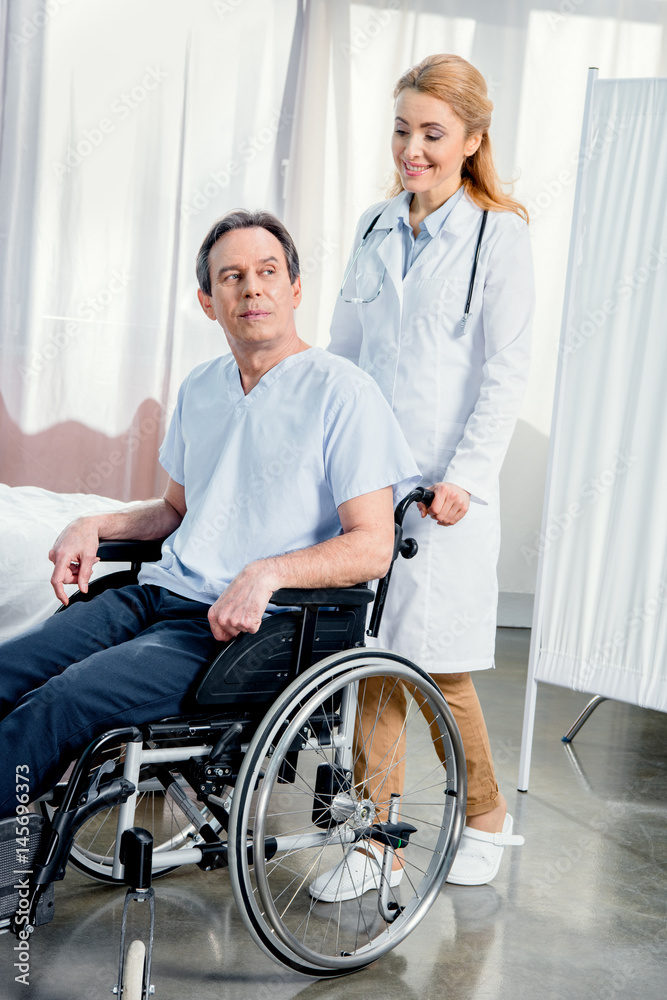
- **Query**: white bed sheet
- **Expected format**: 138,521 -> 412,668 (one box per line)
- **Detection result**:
0,484 -> 133,641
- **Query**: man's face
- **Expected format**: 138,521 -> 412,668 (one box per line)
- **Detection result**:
197,227 -> 301,349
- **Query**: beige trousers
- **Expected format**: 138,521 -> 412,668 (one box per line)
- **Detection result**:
353,671 -> 499,821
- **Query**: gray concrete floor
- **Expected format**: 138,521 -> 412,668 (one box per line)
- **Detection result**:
2,628 -> 666,999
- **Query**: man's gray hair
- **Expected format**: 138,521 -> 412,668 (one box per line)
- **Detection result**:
196,209 -> 300,295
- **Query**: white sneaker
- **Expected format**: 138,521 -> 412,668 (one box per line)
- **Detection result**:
446,813 -> 524,886
309,841 -> 404,903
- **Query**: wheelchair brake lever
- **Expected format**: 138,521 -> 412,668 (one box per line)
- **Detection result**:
82,758 -> 115,800
209,721 -> 244,763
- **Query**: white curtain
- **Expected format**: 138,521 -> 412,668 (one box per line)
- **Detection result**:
0,0 -> 299,498
534,76 -> 667,712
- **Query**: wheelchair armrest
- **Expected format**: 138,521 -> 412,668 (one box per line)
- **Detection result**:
96,539 -> 165,563
269,586 -> 374,608
94,544 -> 373,607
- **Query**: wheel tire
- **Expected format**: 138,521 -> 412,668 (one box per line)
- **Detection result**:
123,939 -> 146,1000
228,649 -> 466,977
40,749 -> 221,884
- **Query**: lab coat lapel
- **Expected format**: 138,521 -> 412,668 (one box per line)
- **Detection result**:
373,196 -> 406,309
376,230 -> 404,307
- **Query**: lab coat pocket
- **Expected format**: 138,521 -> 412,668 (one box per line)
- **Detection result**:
403,277 -> 468,346
412,273 -> 468,305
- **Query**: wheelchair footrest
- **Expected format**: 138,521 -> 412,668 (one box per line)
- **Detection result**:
369,821 -> 418,850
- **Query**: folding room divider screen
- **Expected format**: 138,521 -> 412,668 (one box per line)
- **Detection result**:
518,69 -> 667,790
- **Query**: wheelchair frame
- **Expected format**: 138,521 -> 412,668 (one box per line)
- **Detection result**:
6,488 -> 467,988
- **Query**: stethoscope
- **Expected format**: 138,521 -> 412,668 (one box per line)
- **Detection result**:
340,208 -> 489,335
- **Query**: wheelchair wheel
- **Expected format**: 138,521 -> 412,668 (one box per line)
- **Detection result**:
40,749 -> 221,884
228,649 -> 466,977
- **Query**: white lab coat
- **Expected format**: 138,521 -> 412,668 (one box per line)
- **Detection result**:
329,191 -> 534,672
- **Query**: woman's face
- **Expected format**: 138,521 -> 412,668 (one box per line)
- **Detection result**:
391,89 -> 481,203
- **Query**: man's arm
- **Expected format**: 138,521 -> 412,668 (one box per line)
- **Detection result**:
207,486 -> 395,642
49,478 -> 186,605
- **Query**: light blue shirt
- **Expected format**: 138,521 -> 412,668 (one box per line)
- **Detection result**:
397,186 -> 465,278
138,348 -> 421,604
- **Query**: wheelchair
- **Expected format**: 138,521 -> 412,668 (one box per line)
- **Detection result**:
8,488 -> 467,990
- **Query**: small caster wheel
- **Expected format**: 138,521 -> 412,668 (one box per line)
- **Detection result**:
123,939 -> 146,1000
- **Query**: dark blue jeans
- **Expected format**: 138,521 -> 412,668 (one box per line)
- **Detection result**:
0,585 -> 222,817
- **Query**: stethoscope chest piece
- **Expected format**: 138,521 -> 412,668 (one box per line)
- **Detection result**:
339,214 -> 388,304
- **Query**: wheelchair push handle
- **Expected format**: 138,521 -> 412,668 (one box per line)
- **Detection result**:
367,487 -> 435,639
393,487 -> 435,527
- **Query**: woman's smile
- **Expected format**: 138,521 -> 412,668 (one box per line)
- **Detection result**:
402,159 -> 433,176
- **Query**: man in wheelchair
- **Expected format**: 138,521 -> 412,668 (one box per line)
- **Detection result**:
0,209 -> 420,818
0,211 -> 467,978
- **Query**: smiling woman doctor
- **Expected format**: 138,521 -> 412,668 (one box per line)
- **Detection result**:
319,54 -> 533,896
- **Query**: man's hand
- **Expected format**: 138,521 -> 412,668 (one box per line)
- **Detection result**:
207,486 -> 396,641
417,482 -> 471,526
49,517 -> 102,605
208,561 -> 279,642
47,482 -> 186,607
